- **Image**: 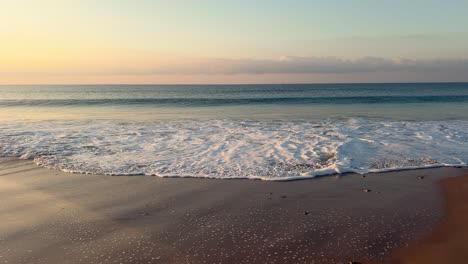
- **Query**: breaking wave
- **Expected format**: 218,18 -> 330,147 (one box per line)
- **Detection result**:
0,119 -> 466,180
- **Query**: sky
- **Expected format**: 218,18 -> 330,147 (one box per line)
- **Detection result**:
1,0 -> 468,84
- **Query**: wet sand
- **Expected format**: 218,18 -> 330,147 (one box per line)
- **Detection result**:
384,172 -> 468,264
0,158 -> 466,264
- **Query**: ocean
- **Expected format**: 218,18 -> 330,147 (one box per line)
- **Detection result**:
0,83 -> 467,180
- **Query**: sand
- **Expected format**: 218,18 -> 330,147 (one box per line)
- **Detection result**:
0,157 -> 466,264
384,173 -> 468,264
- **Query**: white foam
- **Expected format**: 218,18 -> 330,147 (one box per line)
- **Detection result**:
0,119 -> 466,180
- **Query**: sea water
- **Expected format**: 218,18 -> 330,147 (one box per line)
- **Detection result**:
0,83 -> 467,180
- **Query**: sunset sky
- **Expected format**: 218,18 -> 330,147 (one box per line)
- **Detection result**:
1,0 -> 468,84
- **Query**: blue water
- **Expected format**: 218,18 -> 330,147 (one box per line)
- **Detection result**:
0,83 -> 467,180
1,83 -> 468,121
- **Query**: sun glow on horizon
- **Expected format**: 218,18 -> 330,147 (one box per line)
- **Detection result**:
1,0 -> 468,84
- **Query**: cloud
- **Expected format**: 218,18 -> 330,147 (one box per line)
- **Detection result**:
114,56 -> 468,76
2,56 -> 468,79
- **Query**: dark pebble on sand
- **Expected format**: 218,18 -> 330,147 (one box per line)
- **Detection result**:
304,211 -> 309,215
363,189 -> 371,192
281,195 -> 287,198
418,176 -> 425,179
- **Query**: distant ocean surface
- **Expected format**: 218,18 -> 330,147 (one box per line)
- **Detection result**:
1,83 -> 467,180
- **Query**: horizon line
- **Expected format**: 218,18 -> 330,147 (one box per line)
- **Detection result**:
1,81 -> 468,86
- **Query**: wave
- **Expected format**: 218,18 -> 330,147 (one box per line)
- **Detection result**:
1,95 -> 468,107
0,119 -> 466,180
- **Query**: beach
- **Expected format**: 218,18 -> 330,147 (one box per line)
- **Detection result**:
3,0 -> 468,262
385,172 -> 468,263
1,158 -> 466,264
1,83 -> 467,263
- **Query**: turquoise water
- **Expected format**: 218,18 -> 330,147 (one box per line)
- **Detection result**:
0,83 -> 467,180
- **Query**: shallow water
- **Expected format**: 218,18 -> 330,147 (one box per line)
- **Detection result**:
0,83 -> 467,180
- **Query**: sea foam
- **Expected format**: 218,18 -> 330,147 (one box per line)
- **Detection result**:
0,119 -> 466,180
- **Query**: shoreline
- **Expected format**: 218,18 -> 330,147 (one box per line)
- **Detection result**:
0,158 -> 466,263
27,157 -> 468,181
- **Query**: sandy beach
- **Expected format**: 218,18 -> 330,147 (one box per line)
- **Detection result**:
0,158 -> 466,263
2,0 -> 468,262
383,172 -> 468,263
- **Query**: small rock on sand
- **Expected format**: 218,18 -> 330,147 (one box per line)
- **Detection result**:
363,189 -> 371,192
